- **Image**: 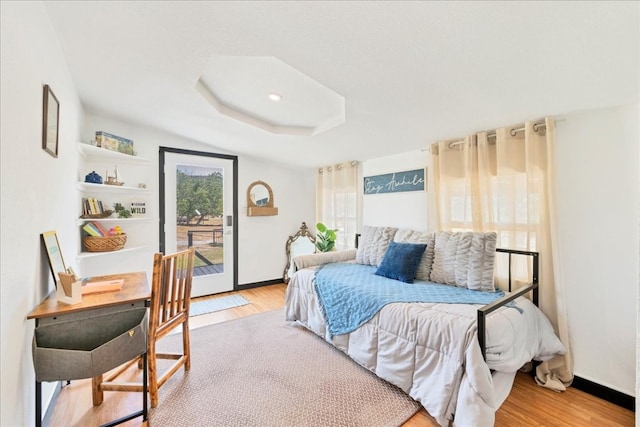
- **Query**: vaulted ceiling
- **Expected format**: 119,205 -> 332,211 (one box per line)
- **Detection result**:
44,1 -> 639,168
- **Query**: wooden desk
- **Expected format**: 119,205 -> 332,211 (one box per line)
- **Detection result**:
27,271 -> 150,321
28,272 -> 150,427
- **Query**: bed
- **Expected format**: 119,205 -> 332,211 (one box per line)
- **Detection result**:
284,228 -> 565,427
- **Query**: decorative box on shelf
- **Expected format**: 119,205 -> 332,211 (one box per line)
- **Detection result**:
95,131 -> 135,156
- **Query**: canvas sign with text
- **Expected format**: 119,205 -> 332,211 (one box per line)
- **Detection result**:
363,168 -> 425,195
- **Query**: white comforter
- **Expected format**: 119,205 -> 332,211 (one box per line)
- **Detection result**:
284,267 -> 565,427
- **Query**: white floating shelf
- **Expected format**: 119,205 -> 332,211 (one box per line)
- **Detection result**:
77,142 -> 151,164
77,217 -> 156,226
76,182 -> 151,193
76,245 -> 155,260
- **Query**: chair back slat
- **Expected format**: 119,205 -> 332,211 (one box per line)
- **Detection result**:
149,248 -> 195,336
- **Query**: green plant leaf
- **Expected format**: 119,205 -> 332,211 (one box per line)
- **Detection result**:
315,222 -> 338,252
113,202 -> 132,218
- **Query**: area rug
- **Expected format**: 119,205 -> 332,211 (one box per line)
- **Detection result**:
151,310 -> 421,427
189,294 -> 250,316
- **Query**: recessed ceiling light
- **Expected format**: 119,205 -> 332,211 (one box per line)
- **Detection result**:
268,93 -> 282,102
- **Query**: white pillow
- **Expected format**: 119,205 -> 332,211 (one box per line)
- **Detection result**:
430,231 -> 497,291
393,229 -> 435,281
356,226 -> 398,267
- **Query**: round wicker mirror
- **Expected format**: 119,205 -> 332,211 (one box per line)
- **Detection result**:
247,180 -> 278,216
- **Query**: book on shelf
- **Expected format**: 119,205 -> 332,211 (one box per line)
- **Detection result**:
82,222 -> 102,237
82,198 -> 96,216
89,198 -> 100,215
91,221 -> 110,236
86,198 -> 95,215
82,197 -> 105,216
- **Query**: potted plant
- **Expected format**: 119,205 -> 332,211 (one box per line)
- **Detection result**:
113,202 -> 132,218
315,222 -> 338,252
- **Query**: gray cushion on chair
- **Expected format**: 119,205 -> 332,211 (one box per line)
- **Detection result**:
430,231 -> 497,291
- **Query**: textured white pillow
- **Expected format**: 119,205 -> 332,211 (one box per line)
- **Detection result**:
430,231 -> 497,291
393,229 -> 435,281
356,226 -> 398,266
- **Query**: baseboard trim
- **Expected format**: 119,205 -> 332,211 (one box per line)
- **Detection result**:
236,278 -> 283,290
572,376 -> 635,411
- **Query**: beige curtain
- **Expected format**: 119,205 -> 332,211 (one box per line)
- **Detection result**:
429,118 -> 573,390
316,161 -> 359,250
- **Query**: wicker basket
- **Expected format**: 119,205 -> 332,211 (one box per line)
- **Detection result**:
83,234 -> 127,252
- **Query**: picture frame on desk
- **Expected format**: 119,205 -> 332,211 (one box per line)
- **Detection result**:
41,230 -> 67,285
42,84 -> 60,158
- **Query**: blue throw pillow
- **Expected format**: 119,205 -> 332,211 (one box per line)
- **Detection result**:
375,241 -> 427,283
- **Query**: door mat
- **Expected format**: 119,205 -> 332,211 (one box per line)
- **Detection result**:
190,294 -> 250,317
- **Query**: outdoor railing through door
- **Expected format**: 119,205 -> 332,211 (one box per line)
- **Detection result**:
186,227 -> 223,276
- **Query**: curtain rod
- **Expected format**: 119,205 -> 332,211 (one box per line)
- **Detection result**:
422,118 -> 566,153
445,122 -> 547,149
423,120 -> 564,151
318,161 -> 359,173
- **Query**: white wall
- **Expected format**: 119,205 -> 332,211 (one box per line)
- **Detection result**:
362,106 -> 639,397
82,114 -> 316,285
0,2 -> 85,425
362,150 -> 429,230
238,155 -> 316,284
0,4 -> 315,423
555,104 -> 639,396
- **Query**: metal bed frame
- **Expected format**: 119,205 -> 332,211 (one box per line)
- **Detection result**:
477,248 -> 539,360
354,234 -> 540,361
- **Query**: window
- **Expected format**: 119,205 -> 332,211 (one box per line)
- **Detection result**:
316,162 -> 359,250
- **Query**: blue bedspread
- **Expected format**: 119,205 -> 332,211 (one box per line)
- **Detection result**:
314,262 -> 509,336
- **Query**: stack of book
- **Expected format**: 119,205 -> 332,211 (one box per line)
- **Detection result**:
82,198 -> 108,216
82,222 -> 110,237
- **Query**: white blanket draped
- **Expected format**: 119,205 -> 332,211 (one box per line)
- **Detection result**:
285,267 -> 565,427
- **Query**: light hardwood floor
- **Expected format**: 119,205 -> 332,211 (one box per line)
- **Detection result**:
48,283 -> 634,427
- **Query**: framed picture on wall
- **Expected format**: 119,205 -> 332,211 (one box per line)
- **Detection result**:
42,84 -> 60,158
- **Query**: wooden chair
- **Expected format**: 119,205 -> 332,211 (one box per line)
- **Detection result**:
92,247 -> 195,408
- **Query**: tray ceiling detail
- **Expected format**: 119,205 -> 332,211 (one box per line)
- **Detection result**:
196,56 -> 345,136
